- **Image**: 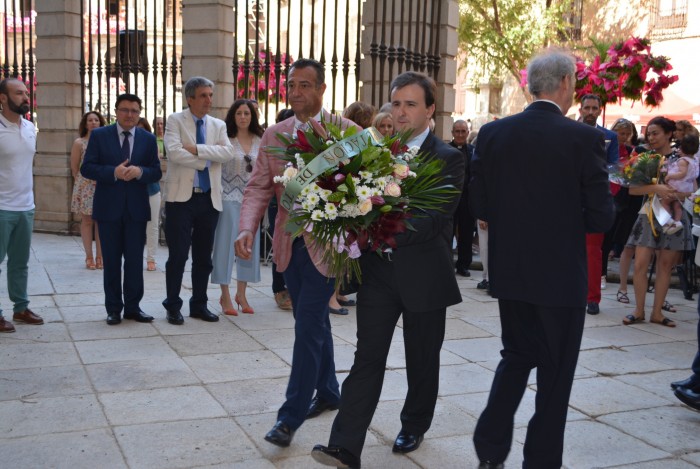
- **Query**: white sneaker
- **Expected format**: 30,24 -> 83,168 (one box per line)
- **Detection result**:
601,276 -> 607,290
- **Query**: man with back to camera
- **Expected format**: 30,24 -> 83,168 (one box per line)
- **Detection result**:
579,93 -> 619,315
0,78 -> 44,332
469,49 -> 614,469
311,71 -> 464,469
161,76 -> 234,325
81,93 -> 162,325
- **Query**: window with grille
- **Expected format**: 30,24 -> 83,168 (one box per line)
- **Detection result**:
653,0 -> 688,31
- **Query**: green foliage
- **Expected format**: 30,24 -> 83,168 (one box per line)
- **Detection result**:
457,0 -> 570,94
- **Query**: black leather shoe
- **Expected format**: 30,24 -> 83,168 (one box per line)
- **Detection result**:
190,308 -> 219,322
311,444 -> 361,468
306,396 -> 339,419
455,267 -> 471,277
124,310 -> 154,322
479,462 -> 505,469
392,430 -> 424,453
329,307 -> 349,316
166,310 -> 184,325
671,375 -> 700,391
264,420 -> 294,447
106,312 -> 122,325
674,387 -> 700,411
586,302 -> 600,315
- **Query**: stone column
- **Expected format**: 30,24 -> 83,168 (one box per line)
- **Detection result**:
180,0 -> 235,120
360,0 -> 459,140
33,0 -> 83,233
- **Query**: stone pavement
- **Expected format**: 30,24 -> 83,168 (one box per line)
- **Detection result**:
1,233 -> 699,469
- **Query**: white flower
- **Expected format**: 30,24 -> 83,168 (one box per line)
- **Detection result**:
324,204 -> 338,219
408,171 -> 416,177
339,204 -> 361,218
295,154 -> 305,169
374,177 -> 387,189
306,193 -> 320,205
273,175 -> 287,184
359,170 -> 373,181
301,185 -> 313,196
356,185 -> 373,200
301,200 -> 315,211
319,189 -> 333,201
283,166 -> 298,179
311,210 -> 324,221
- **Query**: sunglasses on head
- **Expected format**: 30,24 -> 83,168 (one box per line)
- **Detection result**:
243,154 -> 253,173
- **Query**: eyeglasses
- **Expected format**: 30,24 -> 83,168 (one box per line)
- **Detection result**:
117,108 -> 141,115
243,154 -> 253,173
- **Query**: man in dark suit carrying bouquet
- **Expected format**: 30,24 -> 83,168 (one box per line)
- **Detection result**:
312,71 -> 464,468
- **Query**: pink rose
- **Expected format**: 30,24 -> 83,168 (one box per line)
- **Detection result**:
384,182 -> 401,197
393,163 -> 410,179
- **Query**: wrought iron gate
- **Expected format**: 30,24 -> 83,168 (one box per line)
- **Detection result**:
79,0 -> 182,124
1,0 -> 36,122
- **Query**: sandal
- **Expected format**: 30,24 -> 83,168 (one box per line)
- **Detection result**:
85,257 -> 96,270
616,291 -> 629,304
95,257 -> 103,270
623,314 -> 645,325
661,301 -> 677,313
650,317 -> 676,328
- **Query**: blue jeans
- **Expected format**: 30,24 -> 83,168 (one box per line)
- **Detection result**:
0,209 -> 34,316
278,237 -> 339,430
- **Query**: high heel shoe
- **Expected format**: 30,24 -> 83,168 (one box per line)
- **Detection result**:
95,257 -> 103,270
85,257 -> 96,270
234,294 -> 255,314
219,297 -> 238,316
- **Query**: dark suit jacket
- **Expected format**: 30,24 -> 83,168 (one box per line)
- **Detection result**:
81,125 -> 162,222
360,132 -> 464,312
596,124 -> 619,165
469,101 -> 614,308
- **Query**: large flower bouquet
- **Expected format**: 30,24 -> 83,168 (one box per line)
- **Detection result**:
269,117 -> 458,283
611,151 -> 665,186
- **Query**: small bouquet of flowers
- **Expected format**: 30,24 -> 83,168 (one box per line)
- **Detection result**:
269,117 -> 458,283
611,151 -> 665,186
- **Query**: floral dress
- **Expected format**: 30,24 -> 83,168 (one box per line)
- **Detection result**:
70,138 -> 96,215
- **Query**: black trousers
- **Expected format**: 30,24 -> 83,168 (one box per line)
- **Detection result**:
473,299 -> 585,469
163,192 -> 219,313
454,196 -> 475,270
328,257 -> 446,458
97,212 -> 146,315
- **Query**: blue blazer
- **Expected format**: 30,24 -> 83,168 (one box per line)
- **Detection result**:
597,124 -> 620,165
81,125 -> 162,222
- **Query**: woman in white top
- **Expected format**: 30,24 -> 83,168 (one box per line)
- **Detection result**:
211,100 -> 263,315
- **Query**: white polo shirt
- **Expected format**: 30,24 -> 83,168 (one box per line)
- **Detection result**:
0,113 -> 36,211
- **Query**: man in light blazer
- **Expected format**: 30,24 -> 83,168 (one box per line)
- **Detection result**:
81,93 -> 162,325
311,71 -> 464,469
469,49 -> 614,469
162,76 -> 234,325
235,59 -> 360,448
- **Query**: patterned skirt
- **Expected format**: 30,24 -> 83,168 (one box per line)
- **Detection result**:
71,174 -> 96,215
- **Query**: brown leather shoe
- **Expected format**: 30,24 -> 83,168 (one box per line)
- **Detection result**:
0,317 -> 16,333
13,309 -> 44,325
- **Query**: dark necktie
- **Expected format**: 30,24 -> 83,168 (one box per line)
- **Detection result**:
196,119 -> 211,192
121,131 -> 131,161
